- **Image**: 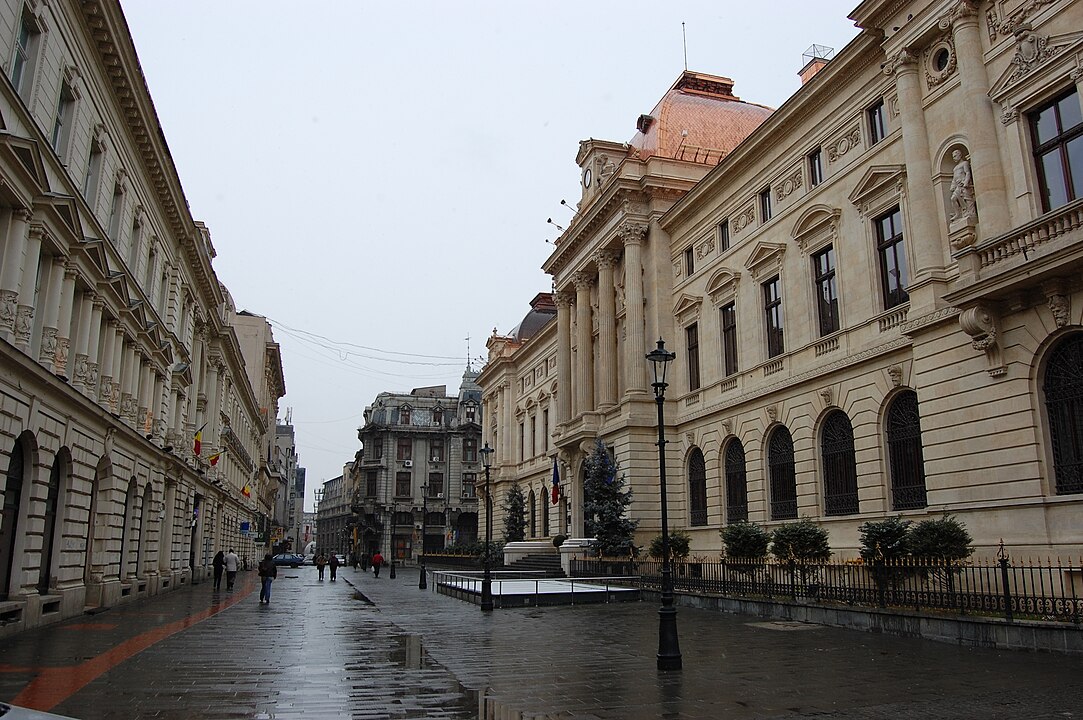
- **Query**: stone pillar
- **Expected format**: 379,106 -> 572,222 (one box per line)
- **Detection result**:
595,250 -> 619,409
572,272 -> 594,415
502,380 -> 514,465
109,328 -> 125,413
72,291 -> 95,389
85,300 -> 104,399
0,209 -> 30,340
945,1 -> 1010,236
619,222 -> 648,396
152,371 -> 166,439
888,50 -> 945,277
54,266 -> 77,379
119,341 -> 135,423
555,291 -> 573,424
14,224 -> 43,352
37,258 -> 64,371
98,320 -> 116,409
138,360 -> 153,433
159,479 -> 177,574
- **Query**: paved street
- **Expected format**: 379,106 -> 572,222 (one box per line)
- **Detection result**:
2,564 -> 1082,719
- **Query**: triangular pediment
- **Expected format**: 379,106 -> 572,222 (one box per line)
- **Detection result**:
80,238 -> 112,277
0,133 -> 49,199
672,293 -> 703,322
848,165 -> 905,208
36,193 -> 82,242
990,31 -> 1083,100
744,242 -> 787,281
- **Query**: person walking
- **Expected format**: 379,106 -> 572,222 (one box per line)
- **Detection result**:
212,550 -> 225,591
257,553 -> 277,604
224,548 -> 240,591
329,553 -> 340,581
372,550 -> 384,578
315,553 -> 327,581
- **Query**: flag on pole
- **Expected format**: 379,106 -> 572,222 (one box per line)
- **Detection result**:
241,484 -> 251,498
208,451 -> 223,466
193,423 -> 206,456
551,458 -> 560,505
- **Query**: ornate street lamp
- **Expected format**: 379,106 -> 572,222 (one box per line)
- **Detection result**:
419,482 -> 429,590
647,338 -> 682,671
479,441 -> 495,612
389,502 -> 397,579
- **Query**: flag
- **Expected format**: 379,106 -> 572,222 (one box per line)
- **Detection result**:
551,459 -> 560,505
208,451 -> 223,466
193,423 -> 206,456
241,484 -> 251,498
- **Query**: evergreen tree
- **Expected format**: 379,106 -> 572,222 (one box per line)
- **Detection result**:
502,484 -> 527,543
583,440 -> 638,556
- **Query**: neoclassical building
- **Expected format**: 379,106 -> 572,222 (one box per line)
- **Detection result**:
0,0 -> 282,636
483,0 -> 1083,558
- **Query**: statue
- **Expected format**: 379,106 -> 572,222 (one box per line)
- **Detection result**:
949,149 -> 976,222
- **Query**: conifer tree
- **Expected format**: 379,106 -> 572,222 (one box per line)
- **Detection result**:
583,440 -> 638,556
502,484 -> 527,543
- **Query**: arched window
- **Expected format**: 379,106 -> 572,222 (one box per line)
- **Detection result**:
886,390 -> 927,510
822,412 -> 859,515
688,448 -> 707,526
724,440 -> 748,523
39,452 -> 65,594
2,438 -> 28,599
529,489 -> 537,537
1044,334 -> 1083,494
768,426 -> 798,520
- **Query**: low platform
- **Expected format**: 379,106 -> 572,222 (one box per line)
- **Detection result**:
431,570 -> 640,608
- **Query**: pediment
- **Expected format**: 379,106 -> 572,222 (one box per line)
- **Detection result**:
705,268 -> 741,304
80,238 -> 112,278
848,165 -> 905,208
744,242 -> 787,281
672,293 -> 703,324
35,193 -> 82,243
0,132 -> 49,200
98,270 -> 128,305
126,298 -> 146,327
791,204 -> 841,253
989,31 -> 1083,101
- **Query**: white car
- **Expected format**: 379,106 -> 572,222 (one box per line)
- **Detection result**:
0,702 -> 79,719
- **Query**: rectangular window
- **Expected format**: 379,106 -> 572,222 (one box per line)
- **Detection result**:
718,219 -> 730,252
83,141 -> 103,204
808,148 -> 823,186
759,186 -> 772,222
465,405 -> 476,423
51,80 -> 75,156
145,247 -> 157,291
1030,87 -> 1083,212
764,276 -> 784,358
158,270 -> 169,313
462,473 -> 477,498
374,438 -> 383,459
813,245 -> 840,336
366,471 -> 377,497
429,439 -> 444,462
395,472 -> 411,497
428,472 -> 444,498
721,302 -> 738,376
10,12 -> 40,100
400,407 -> 411,425
684,247 -> 695,276
519,422 -> 525,462
542,409 -> 549,451
108,184 -> 125,246
397,438 -> 412,461
463,437 -> 477,463
875,207 -> 909,309
868,99 -> 886,145
530,415 -> 537,458
686,323 -> 700,391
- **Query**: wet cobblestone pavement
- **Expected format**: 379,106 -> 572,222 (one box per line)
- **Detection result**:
1,564 -> 1082,718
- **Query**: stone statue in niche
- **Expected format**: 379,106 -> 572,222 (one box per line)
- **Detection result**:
949,149 -> 976,222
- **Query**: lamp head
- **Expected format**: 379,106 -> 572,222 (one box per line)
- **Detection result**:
480,442 -> 494,469
646,337 -> 676,392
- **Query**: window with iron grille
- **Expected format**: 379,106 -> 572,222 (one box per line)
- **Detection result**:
686,323 -> 701,391
721,302 -> 738,376
821,411 -> 859,515
886,390 -> 927,510
768,426 -> 798,520
813,245 -> 840,336
724,439 -> 748,523
1044,333 -> 1083,494
395,472 -> 412,497
1030,87 -> 1082,212
875,207 -> 909,309
689,448 -> 707,526
763,276 -> 784,358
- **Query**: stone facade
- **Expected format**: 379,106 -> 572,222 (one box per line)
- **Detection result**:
483,0 -> 1083,559
0,0 -> 279,636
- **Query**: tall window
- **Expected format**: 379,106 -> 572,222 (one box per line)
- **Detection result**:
519,422 -> 525,461
108,183 -> 125,245
465,403 -> 477,423
875,207 -> 909,309
686,323 -> 700,391
821,411 -> 859,515
429,439 -> 444,462
808,148 -> 824,186
530,415 -> 537,458
768,426 -> 798,520
886,390 -> 928,510
396,438 -> 412,461
688,448 -> 707,526
10,12 -> 40,100
462,473 -> 477,498
721,302 -> 738,376
51,80 -> 75,156
374,438 -> 383,459
724,439 -> 748,523
463,437 -> 477,462
684,247 -> 695,276
813,245 -> 840,335
83,141 -> 103,204
868,99 -> 886,144
1043,334 -> 1083,494
718,218 -> 730,252
763,276 -> 784,358
400,407 -> 411,425
432,408 -> 443,425
365,471 -> 377,497
760,186 -> 773,222
1030,87 -> 1083,211
395,472 -> 411,497
428,473 -> 444,497
542,410 -> 549,451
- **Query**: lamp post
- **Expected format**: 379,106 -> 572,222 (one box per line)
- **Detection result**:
419,482 -> 429,590
647,338 -> 682,671
389,503 -> 397,579
479,442 -> 494,612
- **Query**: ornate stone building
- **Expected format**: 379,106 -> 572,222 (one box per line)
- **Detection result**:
485,0 -> 1083,558
0,0 -> 281,636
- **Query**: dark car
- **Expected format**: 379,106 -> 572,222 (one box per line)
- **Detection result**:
272,553 -> 304,568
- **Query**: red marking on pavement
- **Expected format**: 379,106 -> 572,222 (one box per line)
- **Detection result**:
11,579 -> 255,712
59,623 -> 117,630
0,664 -> 36,674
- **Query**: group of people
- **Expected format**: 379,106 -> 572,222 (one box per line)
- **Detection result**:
312,553 -> 340,581
211,547 -> 390,606
211,548 -> 240,592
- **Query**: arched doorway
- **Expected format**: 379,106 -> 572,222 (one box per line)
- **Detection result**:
1,435 -> 32,599
38,448 -> 69,594
120,479 -> 138,579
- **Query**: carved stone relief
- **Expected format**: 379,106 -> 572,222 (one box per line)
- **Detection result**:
986,0 -> 1056,41
732,205 -> 756,234
697,237 -> 715,259
827,126 -> 862,164
888,365 -> 903,386
775,168 -> 803,203
960,305 -> 1006,376
819,387 -> 834,407
925,34 -> 958,88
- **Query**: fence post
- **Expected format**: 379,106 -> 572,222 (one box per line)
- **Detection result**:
875,559 -> 886,608
788,559 -> 797,600
998,541 -> 1013,622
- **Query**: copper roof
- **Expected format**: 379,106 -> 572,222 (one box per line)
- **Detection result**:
628,71 -> 773,163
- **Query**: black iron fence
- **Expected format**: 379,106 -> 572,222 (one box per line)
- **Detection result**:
573,556 -> 1083,623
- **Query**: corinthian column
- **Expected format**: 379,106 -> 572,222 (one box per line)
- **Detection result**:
85,299 -> 104,398
54,266 -> 77,379
554,291 -> 573,424
15,224 -> 43,352
619,222 -> 648,396
943,0 -> 1009,236
594,250 -> 619,408
98,319 -> 116,409
572,271 -> 595,414
72,291 -> 95,389
888,50 -> 945,277
0,209 -> 30,340
38,258 -> 64,371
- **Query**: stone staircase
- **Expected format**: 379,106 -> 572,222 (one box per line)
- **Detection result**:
504,552 -> 565,578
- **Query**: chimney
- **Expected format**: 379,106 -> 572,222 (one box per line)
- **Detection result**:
799,44 -> 834,85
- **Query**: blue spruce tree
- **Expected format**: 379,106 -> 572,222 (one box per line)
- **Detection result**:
583,440 -> 638,557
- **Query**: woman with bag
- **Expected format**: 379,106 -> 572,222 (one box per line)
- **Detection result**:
371,550 -> 384,578
257,553 -> 277,604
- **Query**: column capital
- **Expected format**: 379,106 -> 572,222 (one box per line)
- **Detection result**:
595,248 -> 620,270
938,0 -> 979,31
884,48 -> 919,76
571,271 -> 594,292
617,222 -> 647,246
554,291 -> 574,309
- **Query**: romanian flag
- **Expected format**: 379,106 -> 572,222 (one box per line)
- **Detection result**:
551,458 -> 560,505
193,424 -> 206,456
208,451 -> 223,466
241,484 -> 251,498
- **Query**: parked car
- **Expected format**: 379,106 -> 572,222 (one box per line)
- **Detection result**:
271,553 -> 305,568
334,554 -> 347,566
0,702 -> 78,719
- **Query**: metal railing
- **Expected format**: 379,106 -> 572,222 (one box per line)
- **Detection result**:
431,570 -> 638,604
573,556 -> 1083,623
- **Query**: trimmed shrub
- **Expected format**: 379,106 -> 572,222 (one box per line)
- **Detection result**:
770,518 -> 832,563
908,514 -> 973,562
648,529 -> 691,560
858,516 -> 912,563
720,521 -> 771,559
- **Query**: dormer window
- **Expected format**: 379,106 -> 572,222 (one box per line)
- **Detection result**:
400,407 -> 411,425
465,404 -> 476,423
433,408 -> 443,426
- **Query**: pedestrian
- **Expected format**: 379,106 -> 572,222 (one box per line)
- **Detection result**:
224,548 -> 240,591
361,552 -> 370,572
258,553 -> 277,604
212,550 -> 225,591
372,550 -> 384,578
329,553 -> 339,581
315,553 -> 327,581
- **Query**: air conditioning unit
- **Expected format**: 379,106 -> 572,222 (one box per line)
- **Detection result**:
403,460 -> 413,468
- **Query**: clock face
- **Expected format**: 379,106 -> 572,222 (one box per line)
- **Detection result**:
583,168 -> 592,189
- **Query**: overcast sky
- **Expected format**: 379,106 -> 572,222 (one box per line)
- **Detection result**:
117,1 -> 861,512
